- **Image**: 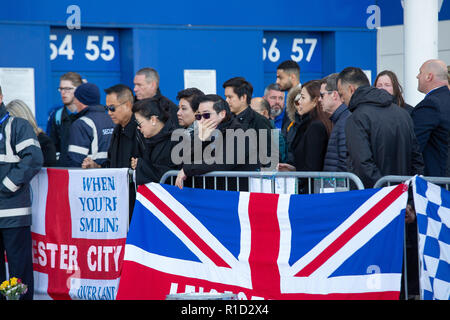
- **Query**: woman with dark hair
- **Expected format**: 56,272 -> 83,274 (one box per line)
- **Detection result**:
176,87 -> 204,133
278,80 -> 332,192
375,70 -> 414,114
131,97 -> 177,185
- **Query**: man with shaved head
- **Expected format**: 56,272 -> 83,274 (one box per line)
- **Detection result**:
412,59 -> 450,177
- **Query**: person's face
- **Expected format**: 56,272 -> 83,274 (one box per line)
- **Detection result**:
59,80 -> 77,105
337,79 -> 353,106
224,87 -> 247,114
106,93 -> 132,127
276,69 -> 293,91
319,83 -> 335,115
135,112 -> 159,138
375,75 -> 394,95
265,89 -> 285,118
297,87 -> 316,116
197,101 -> 224,128
416,64 -> 429,93
177,98 -> 195,128
133,74 -> 156,100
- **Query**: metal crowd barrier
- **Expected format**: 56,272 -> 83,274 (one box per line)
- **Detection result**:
159,170 -> 365,193
374,175 -> 450,190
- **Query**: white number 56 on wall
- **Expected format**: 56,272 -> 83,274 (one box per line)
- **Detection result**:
263,37 -> 317,63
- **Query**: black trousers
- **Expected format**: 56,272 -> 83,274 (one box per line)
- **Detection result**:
0,226 -> 34,300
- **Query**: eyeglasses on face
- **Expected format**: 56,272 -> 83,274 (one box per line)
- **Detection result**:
195,113 -> 211,121
58,87 -> 75,92
105,102 -> 126,112
135,119 -> 143,128
319,91 -> 333,98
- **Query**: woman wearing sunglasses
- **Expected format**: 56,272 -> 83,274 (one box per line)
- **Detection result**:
175,94 -> 259,190
131,97 -> 177,185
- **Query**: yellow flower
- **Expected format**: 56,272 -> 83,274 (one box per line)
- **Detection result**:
0,280 -> 9,290
10,277 -> 18,286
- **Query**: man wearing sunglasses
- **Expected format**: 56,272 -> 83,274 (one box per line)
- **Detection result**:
175,94 -> 259,190
82,84 -> 140,221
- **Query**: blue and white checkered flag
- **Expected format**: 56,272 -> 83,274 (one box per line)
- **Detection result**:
412,176 -> 450,300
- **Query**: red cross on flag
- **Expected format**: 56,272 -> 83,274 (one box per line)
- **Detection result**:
30,168 -> 129,300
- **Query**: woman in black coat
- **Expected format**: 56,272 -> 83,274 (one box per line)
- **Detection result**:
278,80 -> 332,193
131,97 -> 177,185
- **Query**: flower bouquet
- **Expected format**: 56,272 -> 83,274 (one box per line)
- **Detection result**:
0,277 -> 28,300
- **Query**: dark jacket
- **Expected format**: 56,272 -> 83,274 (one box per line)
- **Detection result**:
183,117 -> 260,191
346,86 -> 424,188
135,121 -> 177,185
103,115 -> 141,221
285,112 -> 329,194
323,104 -> 351,172
65,104 -> 114,167
38,132 -> 57,167
0,103 -> 43,228
46,105 -> 76,166
103,114 -> 140,169
411,86 -> 450,177
234,106 -> 273,133
234,106 -> 274,168
288,112 -> 328,172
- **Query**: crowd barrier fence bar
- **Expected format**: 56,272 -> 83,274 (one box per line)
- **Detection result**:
159,170 -> 365,193
373,175 -> 450,190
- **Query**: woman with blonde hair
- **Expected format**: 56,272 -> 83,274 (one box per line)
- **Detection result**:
6,100 -> 57,167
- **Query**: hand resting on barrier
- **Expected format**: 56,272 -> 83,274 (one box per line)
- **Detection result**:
82,157 -> 101,169
175,169 -> 187,189
277,163 -> 296,172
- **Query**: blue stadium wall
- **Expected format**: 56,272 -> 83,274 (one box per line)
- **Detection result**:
0,0 -> 389,130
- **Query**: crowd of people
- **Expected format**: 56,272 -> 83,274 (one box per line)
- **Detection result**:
0,59 -> 449,299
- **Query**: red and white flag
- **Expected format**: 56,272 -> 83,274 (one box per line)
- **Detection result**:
30,168 -> 129,300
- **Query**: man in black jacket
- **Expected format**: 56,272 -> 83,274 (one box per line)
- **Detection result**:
412,59 -> 450,177
223,77 -> 275,169
175,94 -> 259,190
337,67 -> 424,188
82,84 -> 140,220
133,67 -> 180,128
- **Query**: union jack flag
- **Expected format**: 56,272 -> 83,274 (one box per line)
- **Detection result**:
117,182 -> 409,300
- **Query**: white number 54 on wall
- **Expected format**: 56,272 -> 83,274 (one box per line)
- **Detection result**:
50,34 -> 115,62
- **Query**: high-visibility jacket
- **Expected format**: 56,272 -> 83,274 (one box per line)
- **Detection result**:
66,104 -> 114,167
0,103 -> 43,228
